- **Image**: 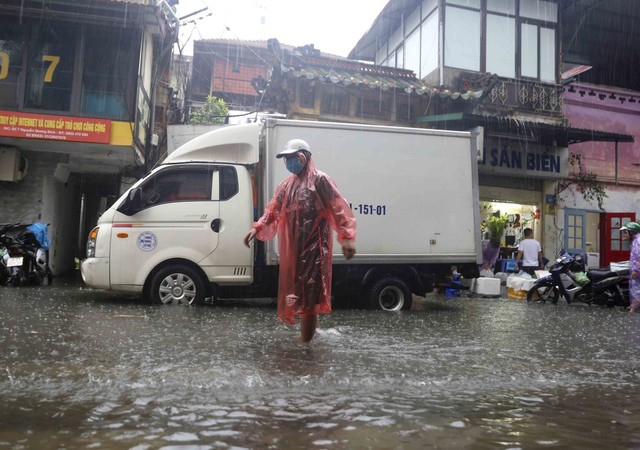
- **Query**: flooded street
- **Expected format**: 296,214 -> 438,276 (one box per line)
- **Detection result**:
1,280 -> 640,449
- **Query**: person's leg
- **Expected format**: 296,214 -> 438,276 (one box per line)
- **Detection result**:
629,278 -> 639,313
300,312 -> 317,343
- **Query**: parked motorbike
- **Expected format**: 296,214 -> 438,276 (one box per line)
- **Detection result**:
0,222 -> 52,287
526,250 -> 629,307
1,223 -> 22,286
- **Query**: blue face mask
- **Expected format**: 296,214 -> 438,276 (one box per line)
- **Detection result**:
285,157 -> 305,175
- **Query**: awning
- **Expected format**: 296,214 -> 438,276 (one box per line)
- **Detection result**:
418,113 -> 635,146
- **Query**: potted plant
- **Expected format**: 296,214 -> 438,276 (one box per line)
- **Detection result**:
484,214 -> 509,248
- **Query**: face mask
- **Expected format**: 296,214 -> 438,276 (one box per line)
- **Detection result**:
285,156 -> 305,174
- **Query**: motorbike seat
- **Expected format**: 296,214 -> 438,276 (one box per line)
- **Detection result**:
588,268 -> 618,281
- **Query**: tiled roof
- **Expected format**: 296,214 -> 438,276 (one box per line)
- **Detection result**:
195,38 -> 488,100
279,57 -> 485,100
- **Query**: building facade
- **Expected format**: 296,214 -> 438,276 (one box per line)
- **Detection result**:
184,0 -> 639,271
349,0 -> 638,268
0,0 -> 178,275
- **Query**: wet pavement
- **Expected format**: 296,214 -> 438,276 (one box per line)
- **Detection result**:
1,276 -> 639,449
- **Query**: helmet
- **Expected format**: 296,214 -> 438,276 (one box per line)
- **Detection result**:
620,221 -> 640,234
276,139 -> 311,158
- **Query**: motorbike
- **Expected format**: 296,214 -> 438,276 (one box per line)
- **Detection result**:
0,222 -> 52,287
526,250 -> 629,307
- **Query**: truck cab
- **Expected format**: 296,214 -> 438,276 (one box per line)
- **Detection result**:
82,124 -> 259,304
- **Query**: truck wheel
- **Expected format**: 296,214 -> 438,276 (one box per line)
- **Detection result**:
368,276 -> 412,311
526,285 -> 559,304
150,265 -> 205,305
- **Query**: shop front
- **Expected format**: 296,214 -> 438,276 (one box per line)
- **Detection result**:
477,136 -> 568,273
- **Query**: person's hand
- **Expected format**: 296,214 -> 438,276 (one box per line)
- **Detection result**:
341,239 -> 356,260
632,270 -> 638,280
244,228 -> 257,248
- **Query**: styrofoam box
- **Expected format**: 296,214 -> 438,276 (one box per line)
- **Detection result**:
494,272 -> 509,285
472,277 -> 501,297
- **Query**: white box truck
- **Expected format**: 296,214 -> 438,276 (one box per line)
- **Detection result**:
81,119 -> 481,310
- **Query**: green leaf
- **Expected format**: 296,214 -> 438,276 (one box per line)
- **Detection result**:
188,95 -> 229,125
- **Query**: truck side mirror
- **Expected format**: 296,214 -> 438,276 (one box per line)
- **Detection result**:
117,188 -> 143,216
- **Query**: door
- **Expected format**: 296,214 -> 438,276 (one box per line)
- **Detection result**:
565,209 -> 586,254
110,165 -> 220,286
600,212 -> 636,268
198,165 -> 254,284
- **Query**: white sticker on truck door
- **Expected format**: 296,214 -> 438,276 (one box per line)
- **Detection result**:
136,231 -> 158,251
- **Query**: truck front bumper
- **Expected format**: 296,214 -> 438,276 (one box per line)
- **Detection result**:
81,257 -> 111,289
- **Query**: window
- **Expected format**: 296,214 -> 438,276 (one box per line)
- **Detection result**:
405,28 -> 421,75
521,23 -> 538,79
141,167 -> 213,206
437,0 -> 557,83
444,6 -> 480,71
447,0 -> 480,7
519,0 -> 557,82
519,0 -> 557,22
321,87 -> 349,115
299,79 -> 316,109
566,213 -> 583,250
488,0 -> 515,14
356,95 -> 390,120
219,166 -> 238,200
0,18 -> 24,108
539,27 -> 556,82
81,26 -> 137,119
486,14 -> 515,78
0,18 -> 141,118
421,11 -> 439,78
24,21 -> 77,111
520,23 -> 555,82
396,45 -> 404,69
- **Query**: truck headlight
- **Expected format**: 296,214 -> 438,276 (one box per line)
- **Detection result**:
86,227 -> 99,258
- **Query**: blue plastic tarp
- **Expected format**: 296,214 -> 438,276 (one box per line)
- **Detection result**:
27,222 -> 51,250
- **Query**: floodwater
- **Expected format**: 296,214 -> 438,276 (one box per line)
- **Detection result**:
1,279 -> 639,449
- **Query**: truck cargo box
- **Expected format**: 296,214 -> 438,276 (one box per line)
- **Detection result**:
262,119 -> 481,266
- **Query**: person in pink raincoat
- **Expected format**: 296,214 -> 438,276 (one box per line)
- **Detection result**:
244,139 -> 356,343
621,222 -> 640,313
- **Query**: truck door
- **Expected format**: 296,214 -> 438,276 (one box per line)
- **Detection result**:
198,165 -> 253,284
110,165 -> 219,286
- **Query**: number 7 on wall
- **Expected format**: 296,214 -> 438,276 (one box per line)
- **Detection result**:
42,55 -> 60,83
0,53 -> 59,82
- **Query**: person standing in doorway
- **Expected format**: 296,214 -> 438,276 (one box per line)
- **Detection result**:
514,228 -> 544,276
621,222 -> 640,314
244,139 -> 356,343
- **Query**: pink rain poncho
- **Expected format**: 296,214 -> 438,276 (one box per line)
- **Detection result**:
252,156 -> 356,325
630,233 -> 640,310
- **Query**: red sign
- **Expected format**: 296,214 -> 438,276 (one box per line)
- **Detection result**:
0,110 -> 111,144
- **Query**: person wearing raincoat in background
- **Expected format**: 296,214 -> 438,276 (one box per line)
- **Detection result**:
243,139 -> 357,343
621,222 -> 640,314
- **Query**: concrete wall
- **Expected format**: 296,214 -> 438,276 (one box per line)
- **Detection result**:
0,149 -> 74,276
41,175 -> 80,275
